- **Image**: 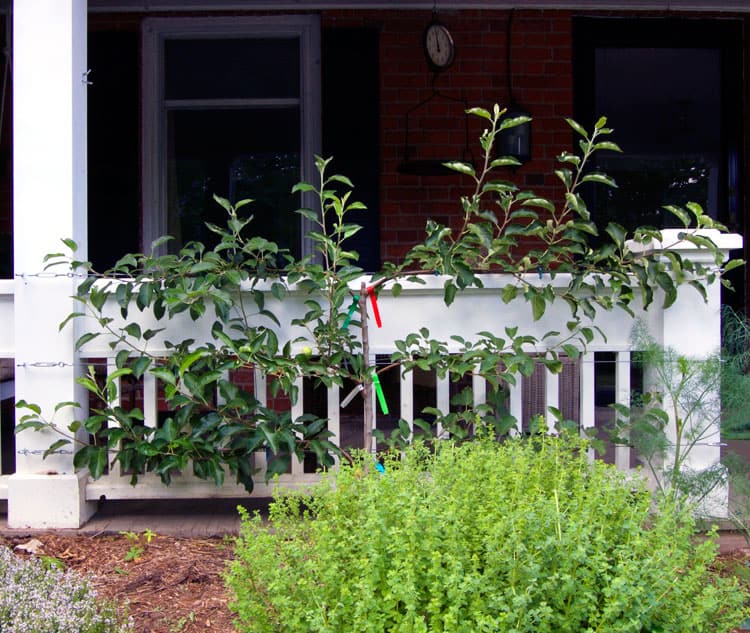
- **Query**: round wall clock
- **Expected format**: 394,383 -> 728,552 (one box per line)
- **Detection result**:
424,20 -> 455,72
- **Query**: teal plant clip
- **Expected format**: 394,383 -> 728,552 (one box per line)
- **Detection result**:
342,294 -> 360,330
371,368 -> 389,415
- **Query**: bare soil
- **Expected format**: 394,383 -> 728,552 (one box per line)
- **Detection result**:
0,533 -> 237,633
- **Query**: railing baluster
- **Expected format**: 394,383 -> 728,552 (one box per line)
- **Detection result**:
472,372 -> 486,408
106,357 -> 122,478
436,373 -> 449,439
545,361 -> 560,434
400,367 -> 414,437
291,376 -> 304,477
615,351 -> 631,470
327,383 -> 340,464
253,368 -> 267,477
509,375 -> 523,435
143,371 -> 158,430
579,352 -> 596,432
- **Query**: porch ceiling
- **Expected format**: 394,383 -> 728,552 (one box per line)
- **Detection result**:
87,0 -> 750,13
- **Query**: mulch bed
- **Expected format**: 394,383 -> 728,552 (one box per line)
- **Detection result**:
0,533 -> 237,633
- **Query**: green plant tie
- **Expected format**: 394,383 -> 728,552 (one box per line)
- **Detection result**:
371,369 -> 389,415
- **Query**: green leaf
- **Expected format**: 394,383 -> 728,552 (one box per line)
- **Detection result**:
501,284 -> 519,304
444,281 -> 457,306
75,332 -> 99,351
466,106 -> 492,121
565,118 -> 589,139
132,357 -> 151,379
498,115 -> 531,131
522,197 -> 555,213
54,400 -> 80,413
663,204 -> 691,228
61,237 -> 78,252
724,259 -> 745,273
327,174 -> 354,188
592,141 -> 622,153
58,312 -> 85,332
531,293 -> 546,321
189,261 -> 216,274
555,169 -> 572,190
581,173 -> 617,188
605,222 -> 627,248
123,323 -> 142,339
266,453 -> 292,479
136,283 -> 153,311
115,349 -> 130,369
443,161 -> 476,178
291,182 -> 316,194
212,194 -> 232,212
489,157 -> 521,169
43,439 -> 71,459
150,235 -> 173,250
150,367 -> 177,386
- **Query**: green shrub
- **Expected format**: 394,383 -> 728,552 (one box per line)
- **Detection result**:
226,435 -> 747,633
0,546 -> 131,632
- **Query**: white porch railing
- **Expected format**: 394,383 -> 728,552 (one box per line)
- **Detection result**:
0,230 -> 743,528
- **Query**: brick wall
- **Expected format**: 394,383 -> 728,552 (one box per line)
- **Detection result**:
79,7 -> 578,269
323,9 -> 575,263
7,7 -> 747,286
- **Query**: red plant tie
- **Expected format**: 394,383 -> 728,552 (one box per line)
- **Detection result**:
367,286 -> 382,328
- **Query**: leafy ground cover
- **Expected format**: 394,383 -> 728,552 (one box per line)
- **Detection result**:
1,529 -> 750,632
226,438 -> 748,633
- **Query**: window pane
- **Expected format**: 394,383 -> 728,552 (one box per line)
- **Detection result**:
593,47 -> 721,228
167,108 -> 301,256
165,38 -> 300,100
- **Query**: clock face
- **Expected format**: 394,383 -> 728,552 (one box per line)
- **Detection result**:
424,22 -> 455,71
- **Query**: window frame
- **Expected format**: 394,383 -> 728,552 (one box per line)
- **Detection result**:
141,15 -> 321,256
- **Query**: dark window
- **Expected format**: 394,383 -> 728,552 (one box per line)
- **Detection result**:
574,18 -> 742,233
164,36 -> 303,257
88,30 -> 140,271
322,27 -> 380,272
574,17 -> 744,312
165,38 -> 300,100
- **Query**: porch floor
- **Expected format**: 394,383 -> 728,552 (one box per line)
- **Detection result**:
0,498 -> 747,553
0,498 -> 271,539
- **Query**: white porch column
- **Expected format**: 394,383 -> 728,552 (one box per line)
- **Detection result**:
633,229 -> 743,516
9,0 -> 95,528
